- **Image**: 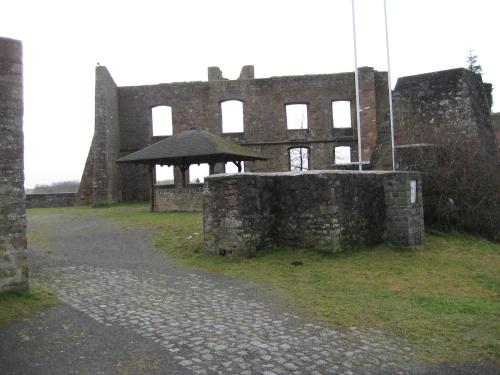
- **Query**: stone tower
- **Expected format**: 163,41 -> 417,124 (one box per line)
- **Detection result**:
0,37 -> 28,291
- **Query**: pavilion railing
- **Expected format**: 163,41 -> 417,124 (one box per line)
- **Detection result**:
154,184 -> 204,212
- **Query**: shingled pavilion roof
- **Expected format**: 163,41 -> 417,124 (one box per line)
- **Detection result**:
117,128 -> 267,167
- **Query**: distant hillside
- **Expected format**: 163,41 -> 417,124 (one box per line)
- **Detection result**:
27,180 -> 80,194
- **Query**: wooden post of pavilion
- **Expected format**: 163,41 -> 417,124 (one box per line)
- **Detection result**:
209,162 -> 216,175
179,164 -> 189,188
148,164 -> 156,212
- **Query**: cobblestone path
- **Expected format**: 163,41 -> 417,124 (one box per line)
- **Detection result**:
29,212 -> 415,374
39,266 -> 414,375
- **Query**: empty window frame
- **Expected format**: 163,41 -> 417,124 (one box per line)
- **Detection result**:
221,100 -> 244,133
155,165 -> 174,185
334,146 -> 352,164
225,161 -> 245,173
286,104 -> 308,130
289,147 -> 309,171
189,163 -> 209,183
332,101 -> 352,128
152,105 -> 173,136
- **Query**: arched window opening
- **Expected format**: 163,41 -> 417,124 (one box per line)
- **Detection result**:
155,165 -> 174,185
189,163 -> 209,183
334,146 -> 352,164
221,100 -> 244,133
152,105 -> 173,136
289,147 -> 309,171
225,161 -> 245,173
332,101 -> 352,128
286,104 -> 308,130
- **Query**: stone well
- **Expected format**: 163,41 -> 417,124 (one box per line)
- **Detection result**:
203,170 -> 423,258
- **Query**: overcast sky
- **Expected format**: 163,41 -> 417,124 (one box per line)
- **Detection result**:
2,0 -> 498,187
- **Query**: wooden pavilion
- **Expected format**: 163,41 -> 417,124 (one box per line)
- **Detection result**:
117,128 -> 267,211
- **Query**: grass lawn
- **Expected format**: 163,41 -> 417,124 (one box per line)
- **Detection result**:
0,282 -> 58,326
28,204 -> 500,363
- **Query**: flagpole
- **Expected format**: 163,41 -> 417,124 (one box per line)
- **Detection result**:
384,0 -> 396,171
351,0 -> 362,171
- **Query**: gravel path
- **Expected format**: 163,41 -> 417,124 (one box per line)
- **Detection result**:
1,211 -> 497,375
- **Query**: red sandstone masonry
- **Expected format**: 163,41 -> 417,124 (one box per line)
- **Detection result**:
82,66 -> 388,204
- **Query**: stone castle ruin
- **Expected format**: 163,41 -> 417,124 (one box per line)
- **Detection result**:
78,65 -> 390,207
79,64 -> 497,208
74,63 -> 498,255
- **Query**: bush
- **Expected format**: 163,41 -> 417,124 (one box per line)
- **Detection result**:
399,139 -> 500,242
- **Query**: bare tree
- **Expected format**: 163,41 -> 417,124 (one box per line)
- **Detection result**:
289,147 -> 309,171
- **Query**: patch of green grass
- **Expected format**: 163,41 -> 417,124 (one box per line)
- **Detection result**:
27,222 -> 54,253
27,204 -> 500,363
0,282 -> 59,325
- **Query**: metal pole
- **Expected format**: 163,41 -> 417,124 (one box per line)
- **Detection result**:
351,0 -> 362,171
384,0 -> 396,171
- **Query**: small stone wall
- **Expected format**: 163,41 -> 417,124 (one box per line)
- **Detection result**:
154,185 -> 203,212
0,37 -> 28,291
26,192 -> 77,209
203,171 -> 424,257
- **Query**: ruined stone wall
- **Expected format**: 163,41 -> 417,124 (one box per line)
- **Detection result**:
93,66 -> 121,205
82,66 -> 388,204
492,113 -> 500,152
26,192 -> 77,209
393,68 -> 496,152
0,37 -> 28,291
203,171 -> 423,257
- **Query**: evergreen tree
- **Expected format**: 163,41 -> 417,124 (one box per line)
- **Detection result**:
467,49 -> 482,74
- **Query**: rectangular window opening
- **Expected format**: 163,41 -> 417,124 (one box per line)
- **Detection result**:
289,147 -> 309,171
334,146 -> 352,164
332,101 -> 352,128
221,100 -> 244,133
286,104 -> 308,130
152,106 -> 173,136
